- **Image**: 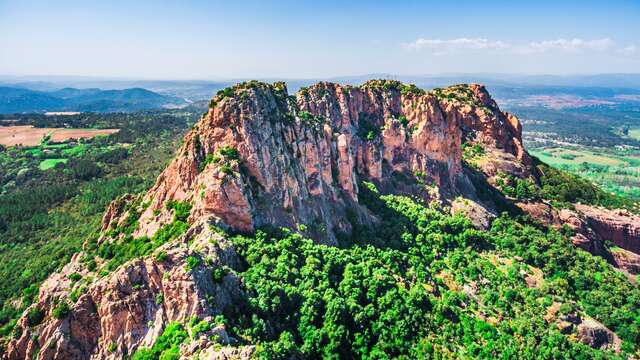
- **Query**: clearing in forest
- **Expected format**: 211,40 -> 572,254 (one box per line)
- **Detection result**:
0,125 -> 119,147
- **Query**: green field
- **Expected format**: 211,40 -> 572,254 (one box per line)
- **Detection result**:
529,146 -> 640,199
628,127 -> 640,141
60,144 -> 87,157
39,158 -> 69,170
530,147 -> 625,167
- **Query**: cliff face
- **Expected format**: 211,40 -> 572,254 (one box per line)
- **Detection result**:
131,81 -> 526,244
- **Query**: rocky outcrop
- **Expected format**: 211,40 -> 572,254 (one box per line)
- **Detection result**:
546,302 -> 621,352
558,208 -> 609,256
576,317 -> 622,352
451,197 -> 497,230
5,219 -> 245,360
515,203 -> 640,274
129,81 -> 524,244
516,201 -> 561,227
455,84 -> 529,166
2,80 -> 535,359
610,248 -> 640,276
575,204 -> 640,254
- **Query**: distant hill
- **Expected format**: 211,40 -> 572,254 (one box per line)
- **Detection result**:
0,86 -> 187,113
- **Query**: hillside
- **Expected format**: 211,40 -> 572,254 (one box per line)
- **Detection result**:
4,80 -> 640,359
0,87 -> 186,113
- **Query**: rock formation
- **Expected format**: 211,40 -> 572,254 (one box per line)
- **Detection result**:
6,219 -> 248,360
575,204 -> 640,253
6,79 -> 637,359
131,80 -> 525,244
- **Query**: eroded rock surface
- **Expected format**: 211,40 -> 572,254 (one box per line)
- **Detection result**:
575,204 -> 640,254
6,220 -> 244,360
133,81 -> 525,244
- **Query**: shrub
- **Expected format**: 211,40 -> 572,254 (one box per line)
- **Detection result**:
198,154 -> 219,172
218,146 -> 240,160
189,318 -> 211,338
220,164 -> 234,176
165,200 -> 192,222
52,302 -> 70,319
131,322 -> 188,360
357,113 -> 380,141
155,251 -> 168,262
401,83 -> 425,96
211,267 -> 226,283
26,307 -> 45,327
185,256 -> 200,271
68,273 -> 82,282
398,115 -> 409,127
69,285 -> 86,303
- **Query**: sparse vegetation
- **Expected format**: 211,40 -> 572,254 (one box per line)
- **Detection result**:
357,112 -> 380,141
131,322 -> 189,360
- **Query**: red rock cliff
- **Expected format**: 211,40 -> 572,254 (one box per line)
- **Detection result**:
132,80 -> 525,243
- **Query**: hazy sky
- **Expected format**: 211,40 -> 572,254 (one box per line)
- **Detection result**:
1,0 -> 639,79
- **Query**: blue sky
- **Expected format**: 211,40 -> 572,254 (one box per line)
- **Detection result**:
1,0 -> 638,79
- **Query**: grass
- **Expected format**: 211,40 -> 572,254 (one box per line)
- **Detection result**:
530,146 -> 640,200
530,147 -> 625,167
628,127 -> 640,141
61,144 -> 87,157
43,144 -> 69,149
39,158 -> 69,170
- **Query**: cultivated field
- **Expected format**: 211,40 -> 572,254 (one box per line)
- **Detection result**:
529,147 -> 625,167
529,146 -> 640,199
628,127 -> 640,141
0,125 -> 119,146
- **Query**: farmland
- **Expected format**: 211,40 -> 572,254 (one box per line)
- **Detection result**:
628,127 -> 640,141
528,147 -> 640,200
0,125 -> 118,147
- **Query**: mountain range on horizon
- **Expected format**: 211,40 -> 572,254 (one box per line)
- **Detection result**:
0,86 -> 188,114
3,73 -> 640,114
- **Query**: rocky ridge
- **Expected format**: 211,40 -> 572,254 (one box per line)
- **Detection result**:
130,80 -> 527,244
5,80 -> 640,359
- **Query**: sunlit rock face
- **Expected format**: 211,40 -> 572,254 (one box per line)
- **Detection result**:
133,81 -> 526,244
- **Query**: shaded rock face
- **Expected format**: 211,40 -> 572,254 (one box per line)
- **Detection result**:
558,208 -> 608,257
567,204 -> 640,275
5,220 -> 245,360
610,248 -> 640,276
576,318 -> 622,352
134,81 -> 525,244
575,204 -> 640,254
